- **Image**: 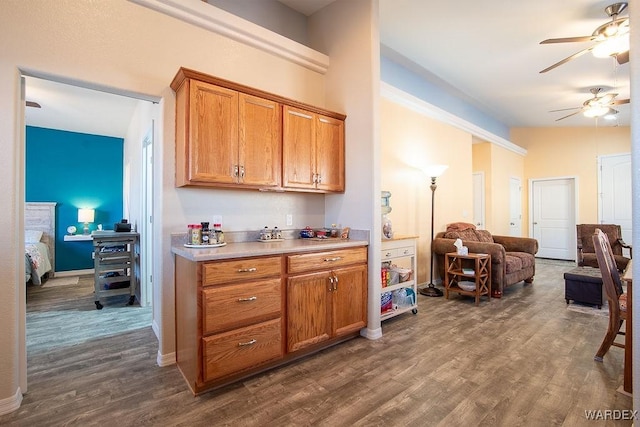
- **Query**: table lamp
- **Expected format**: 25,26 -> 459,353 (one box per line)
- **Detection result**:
78,208 -> 95,235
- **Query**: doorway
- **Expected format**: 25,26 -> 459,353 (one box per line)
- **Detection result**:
530,177 -> 577,260
22,72 -> 159,393
509,177 -> 522,237
599,153 -> 632,257
472,172 -> 485,230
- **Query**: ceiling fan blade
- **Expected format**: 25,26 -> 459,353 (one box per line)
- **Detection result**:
540,36 -> 595,44
26,101 -> 41,108
616,50 -> 629,64
549,106 -> 581,113
555,110 -> 584,121
540,46 -> 593,73
598,93 -> 618,104
611,98 -> 630,105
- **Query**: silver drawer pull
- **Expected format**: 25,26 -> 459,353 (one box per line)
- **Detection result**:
238,296 -> 257,302
403,250 -> 410,255
237,267 -> 257,273
384,252 -> 392,257
323,257 -> 342,262
238,339 -> 257,347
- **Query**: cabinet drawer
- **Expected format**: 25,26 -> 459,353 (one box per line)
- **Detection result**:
381,248 -> 397,260
287,247 -> 367,274
202,318 -> 282,382
202,256 -> 281,286
202,278 -> 281,335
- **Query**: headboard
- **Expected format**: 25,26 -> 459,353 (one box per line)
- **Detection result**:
25,202 -> 57,276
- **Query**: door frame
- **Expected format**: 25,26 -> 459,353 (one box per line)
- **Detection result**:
472,171 -> 485,229
528,176 -> 579,259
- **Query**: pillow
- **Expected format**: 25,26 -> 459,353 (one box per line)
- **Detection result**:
25,230 -> 43,243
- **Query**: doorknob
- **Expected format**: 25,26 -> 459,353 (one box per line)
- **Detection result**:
533,222 -> 538,225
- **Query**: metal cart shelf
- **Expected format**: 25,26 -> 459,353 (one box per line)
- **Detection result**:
92,231 -> 139,310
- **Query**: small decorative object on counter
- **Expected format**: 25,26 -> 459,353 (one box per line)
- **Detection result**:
271,226 -> 282,240
330,224 -> 339,238
300,226 -> 315,238
213,223 -> 224,244
201,222 -> 210,245
260,226 -> 272,241
341,227 -> 350,239
188,224 -> 202,245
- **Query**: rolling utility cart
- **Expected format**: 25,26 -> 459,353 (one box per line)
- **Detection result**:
92,231 -> 139,310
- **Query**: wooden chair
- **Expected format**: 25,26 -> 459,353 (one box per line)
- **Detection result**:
592,228 -> 627,362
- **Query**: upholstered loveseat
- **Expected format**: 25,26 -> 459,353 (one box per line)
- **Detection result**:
432,223 -> 538,297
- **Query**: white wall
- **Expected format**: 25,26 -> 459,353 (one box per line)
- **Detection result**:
309,0 -> 381,338
0,0 -> 356,410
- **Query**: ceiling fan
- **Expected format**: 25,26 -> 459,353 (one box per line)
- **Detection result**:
551,88 -> 629,121
539,2 -> 629,73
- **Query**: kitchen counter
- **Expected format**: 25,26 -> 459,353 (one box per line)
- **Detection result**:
171,237 -> 369,262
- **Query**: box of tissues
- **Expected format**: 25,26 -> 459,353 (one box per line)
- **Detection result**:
454,238 -> 469,255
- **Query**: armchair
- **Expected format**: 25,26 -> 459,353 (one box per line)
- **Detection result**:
577,224 -> 631,272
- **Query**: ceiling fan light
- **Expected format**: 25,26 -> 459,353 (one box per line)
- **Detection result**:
583,106 -> 610,118
592,33 -> 629,58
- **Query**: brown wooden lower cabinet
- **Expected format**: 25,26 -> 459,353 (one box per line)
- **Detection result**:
174,245 -> 367,395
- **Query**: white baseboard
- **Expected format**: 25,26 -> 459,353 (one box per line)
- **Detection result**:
361,327 -> 382,340
54,269 -> 94,278
0,388 -> 22,416
157,351 -> 176,367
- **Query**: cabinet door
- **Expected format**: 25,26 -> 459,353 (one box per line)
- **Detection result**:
239,94 -> 281,187
315,115 -> 345,192
188,80 -> 238,184
332,264 -> 367,337
282,106 -> 316,190
287,271 -> 331,352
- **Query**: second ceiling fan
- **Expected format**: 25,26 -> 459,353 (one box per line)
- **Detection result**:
539,2 -> 629,73
551,88 -> 629,121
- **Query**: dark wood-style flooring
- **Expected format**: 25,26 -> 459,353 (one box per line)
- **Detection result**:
1,260 -> 633,426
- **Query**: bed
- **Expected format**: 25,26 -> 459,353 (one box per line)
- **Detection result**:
25,202 -> 56,284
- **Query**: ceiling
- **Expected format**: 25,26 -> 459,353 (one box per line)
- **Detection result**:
25,0 -> 631,137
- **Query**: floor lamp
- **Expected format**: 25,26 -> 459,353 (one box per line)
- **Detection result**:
419,165 -> 448,297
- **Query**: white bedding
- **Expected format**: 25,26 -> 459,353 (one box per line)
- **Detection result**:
25,241 -> 52,285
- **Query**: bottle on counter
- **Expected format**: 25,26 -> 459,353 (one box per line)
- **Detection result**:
189,224 -> 202,245
214,223 -> 225,244
201,222 -> 210,245
260,226 -> 272,241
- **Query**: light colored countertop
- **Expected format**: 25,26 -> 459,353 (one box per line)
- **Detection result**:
172,237 -> 369,262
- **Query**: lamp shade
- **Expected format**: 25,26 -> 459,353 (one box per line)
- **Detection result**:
422,164 -> 449,179
78,208 -> 95,223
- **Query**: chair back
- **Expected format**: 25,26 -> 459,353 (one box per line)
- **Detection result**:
592,229 -> 624,313
579,224 -> 624,256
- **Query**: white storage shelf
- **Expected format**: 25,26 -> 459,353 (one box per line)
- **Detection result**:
380,236 -> 418,321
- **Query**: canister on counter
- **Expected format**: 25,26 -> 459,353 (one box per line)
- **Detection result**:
189,224 -> 202,245
201,222 -> 210,245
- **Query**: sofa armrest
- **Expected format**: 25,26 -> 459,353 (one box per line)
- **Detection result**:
432,237 -> 506,264
492,235 -> 538,255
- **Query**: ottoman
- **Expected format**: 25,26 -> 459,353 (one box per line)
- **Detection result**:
564,266 -> 604,309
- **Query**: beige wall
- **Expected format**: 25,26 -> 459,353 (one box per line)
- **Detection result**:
381,98 -> 473,283
512,126 -> 631,228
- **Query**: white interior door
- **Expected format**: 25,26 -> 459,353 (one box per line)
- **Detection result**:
472,172 -> 485,229
531,178 -> 576,260
140,124 -> 154,307
509,177 -> 522,237
599,153 -> 632,256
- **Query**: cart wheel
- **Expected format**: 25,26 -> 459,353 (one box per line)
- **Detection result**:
128,295 -> 135,306
412,308 -> 418,314
95,301 -> 103,310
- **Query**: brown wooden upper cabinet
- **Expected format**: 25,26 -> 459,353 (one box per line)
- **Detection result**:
171,68 -> 345,193
282,106 -> 345,193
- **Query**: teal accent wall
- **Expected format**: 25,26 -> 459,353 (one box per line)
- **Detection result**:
26,126 -> 124,271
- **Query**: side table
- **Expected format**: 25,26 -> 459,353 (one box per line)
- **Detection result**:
445,252 -> 491,305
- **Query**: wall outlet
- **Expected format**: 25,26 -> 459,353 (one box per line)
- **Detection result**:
286,214 -> 293,226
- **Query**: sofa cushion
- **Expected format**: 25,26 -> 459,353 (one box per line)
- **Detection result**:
505,252 -> 535,274
475,230 -> 494,243
444,229 -> 479,241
